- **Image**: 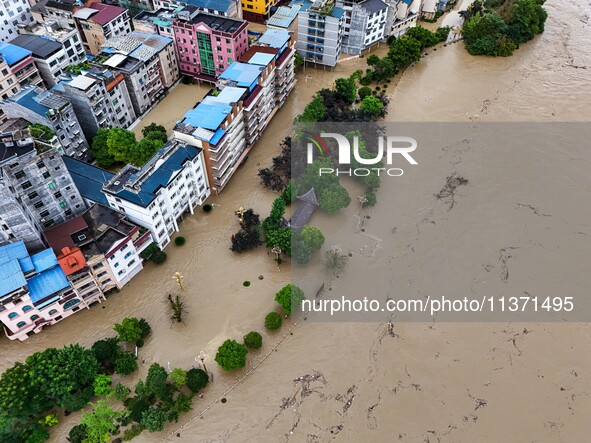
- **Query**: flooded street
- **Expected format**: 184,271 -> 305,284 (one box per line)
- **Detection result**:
2,0 -> 591,441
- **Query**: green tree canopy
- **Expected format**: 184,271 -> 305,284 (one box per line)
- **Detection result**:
387,36 -> 422,68
360,96 -> 384,118
91,128 -> 114,168
243,331 -> 263,349
141,407 -> 167,432
114,317 -> 143,342
334,77 -> 358,104
214,340 -> 248,371
297,95 -> 327,122
141,123 -> 167,138
318,184 -> 351,214
80,399 -> 125,443
275,284 -> 306,315
106,128 -> 137,163
300,226 -> 325,250
186,369 -> 209,393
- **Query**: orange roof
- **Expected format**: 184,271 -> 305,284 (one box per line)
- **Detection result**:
56,246 -> 87,276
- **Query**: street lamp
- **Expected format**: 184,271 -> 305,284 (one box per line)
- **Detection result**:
271,245 -> 282,271
236,207 -> 246,222
172,272 -> 184,291
196,350 -> 209,372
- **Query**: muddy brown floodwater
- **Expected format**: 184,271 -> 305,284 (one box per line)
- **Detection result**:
2,0 -> 590,441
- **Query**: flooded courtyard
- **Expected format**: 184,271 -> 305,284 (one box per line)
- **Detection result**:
1,0 -> 591,441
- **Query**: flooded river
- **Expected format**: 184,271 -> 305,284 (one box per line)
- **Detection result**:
1,0 -> 590,441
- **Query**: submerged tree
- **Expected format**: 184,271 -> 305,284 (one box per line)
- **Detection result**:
168,294 -> 185,324
324,246 -> 349,276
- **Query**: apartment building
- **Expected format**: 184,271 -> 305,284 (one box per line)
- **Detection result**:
17,19 -> 86,67
0,86 -> 89,157
0,241 -> 95,341
9,34 -> 70,87
267,5 -> 301,36
0,0 -> 34,43
0,120 -> 86,252
173,10 -> 248,81
296,0 -> 345,67
97,31 -> 178,116
174,29 -> 295,194
73,3 -> 132,55
241,0 -> 275,22
133,8 -> 178,39
55,68 -> 137,139
45,203 -> 152,291
337,0 -> 388,55
153,0 -> 243,18
385,0 -> 421,38
0,43 -> 43,102
64,139 -> 210,249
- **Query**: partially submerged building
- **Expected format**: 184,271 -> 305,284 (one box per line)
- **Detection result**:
0,241 -> 96,341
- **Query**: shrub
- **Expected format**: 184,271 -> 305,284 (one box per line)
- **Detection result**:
136,340 -> 144,348
264,312 -> 282,330
151,250 -> 167,264
138,318 -> 151,339
93,374 -> 112,397
358,86 -> 372,100
243,331 -> 263,349
113,383 -> 131,402
275,284 -> 306,315
186,368 -> 209,393
169,368 -> 187,389
359,76 -> 372,86
141,407 -> 167,432
67,424 -> 88,443
203,204 -> 213,212
122,424 -> 144,441
174,236 -> 186,246
92,337 -> 119,366
139,242 -> 159,260
129,397 -> 150,423
243,281 -> 251,287
214,339 -> 248,371
114,351 -> 138,375
115,317 -> 143,342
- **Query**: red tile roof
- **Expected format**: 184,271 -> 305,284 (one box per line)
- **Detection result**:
89,3 -> 126,25
44,215 -> 88,253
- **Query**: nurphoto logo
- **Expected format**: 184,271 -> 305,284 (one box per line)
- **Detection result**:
305,132 -> 418,177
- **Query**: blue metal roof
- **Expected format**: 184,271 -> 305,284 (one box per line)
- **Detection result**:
0,42 -> 32,66
268,5 -> 300,29
31,249 -> 59,273
10,88 -> 49,117
210,128 -> 226,145
258,29 -> 291,49
185,0 -> 233,13
215,86 -> 246,104
332,7 -> 345,18
0,241 -> 33,272
63,156 -> 114,206
182,101 -> 232,131
28,266 -> 70,305
0,259 -> 27,298
249,52 -> 275,66
219,62 -> 262,88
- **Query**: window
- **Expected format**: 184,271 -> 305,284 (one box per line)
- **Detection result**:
128,259 -> 136,267
59,201 -> 68,209
34,201 -> 45,209
42,171 -> 51,179
48,181 -> 57,190
63,299 -> 81,310
40,210 -> 50,218
28,191 -> 38,199
49,309 -> 57,315
14,170 -> 26,179
17,321 -> 27,328
22,305 -> 32,312
36,160 -> 46,169
31,315 -> 39,321
124,251 -> 133,259
8,312 -> 18,319
54,191 -> 62,198
21,181 -> 32,190
113,262 -> 120,268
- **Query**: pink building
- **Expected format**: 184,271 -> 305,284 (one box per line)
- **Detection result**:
173,10 -> 248,81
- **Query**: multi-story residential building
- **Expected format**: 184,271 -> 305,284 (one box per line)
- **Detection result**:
97,31 -> 178,116
45,203 -> 153,291
0,0 -> 34,43
153,0 -> 243,19
37,0 -> 80,29
17,19 -> 86,67
133,8 -> 178,39
385,0 -> 421,38
173,10 -> 248,81
337,0 -> 388,55
54,68 -> 137,138
174,29 -> 295,194
296,0 -> 345,67
73,3 -> 132,55
0,43 -> 43,102
0,241 -> 99,341
64,139 -> 210,249
9,33 -> 70,87
241,0 -> 275,22
267,4 -> 301,36
0,86 -> 90,157
0,119 -> 86,251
